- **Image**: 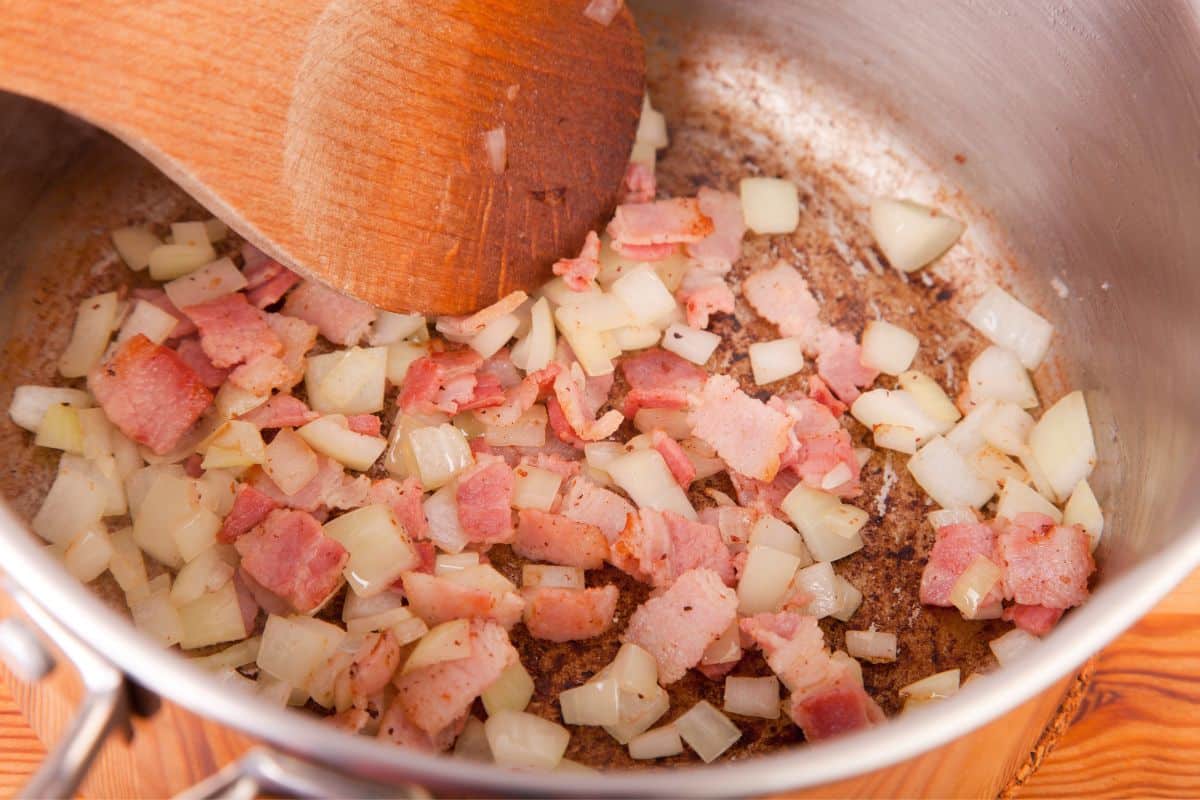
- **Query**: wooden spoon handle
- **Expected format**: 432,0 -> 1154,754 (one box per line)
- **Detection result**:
0,1 -> 643,314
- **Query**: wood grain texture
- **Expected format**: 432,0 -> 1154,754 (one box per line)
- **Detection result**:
0,0 -> 644,314
0,570 -> 1196,798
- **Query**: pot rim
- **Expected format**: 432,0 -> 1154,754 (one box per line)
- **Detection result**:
3,500 -> 1198,796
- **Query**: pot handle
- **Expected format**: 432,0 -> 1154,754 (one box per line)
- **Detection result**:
0,580 -> 431,800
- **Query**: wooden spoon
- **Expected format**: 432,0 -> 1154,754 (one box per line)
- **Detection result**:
0,0 -> 644,314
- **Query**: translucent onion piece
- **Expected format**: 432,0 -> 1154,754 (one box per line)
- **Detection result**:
967,345 -> 1038,409
9,385 -> 92,433
989,628 -> 1040,665
949,555 -> 1002,619
723,676 -> 780,719
868,197 -> 965,273
966,286 -> 1054,370
897,370 -> 962,425
610,267 -> 677,326
739,177 -> 800,235
522,564 -> 584,590
907,436 -> 997,509
188,636 -> 262,672
323,504 -> 419,597
605,448 -> 697,520
996,478 -> 1063,524
401,619 -> 471,675
748,515 -> 812,563
485,710 -> 571,770
737,546 -> 803,615
661,323 -> 720,366
674,700 -> 741,763
1028,390 -> 1097,502
59,291 -> 121,378
780,485 -> 865,562
560,678 -> 621,726
861,320 -> 919,375
305,347 -> 388,415
845,629 -> 898,662
1063,479 -> 1104,550
164,257 -> 247,309
748,337 -> 806,385
482,661 -> 535,715
35,403 -> 84,454
257,615 -> 345,692
110,225 -> 162,271
900,668 -> 961,701
177,580 -> 248,650
63,523 -> 113,583
628,725 -> 683,760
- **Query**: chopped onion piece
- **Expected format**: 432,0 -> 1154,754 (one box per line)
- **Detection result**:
171,506 -> 222,563
748,337 -> 805,385
610,267 -> 677,326
147,235 -> 217,281
257,615 -> 345,692
966,286 -> 1053,369
632,408 -> 691,440
9,385 -> 92,433
369,312 -> 426,346
115,299 -> 179,346
967,345 -> 1038,409
861,320 -> 919,375
324,504 -> 419,597
59,291 -> 121,378
423,483 -> 469,554
214,382 -> 268,419
511,297 -> 557,373
949,555 -> 1002,619
739,177 -> 800,235
780,485 -> 864,562
34,454 -> 109,546
129,579 -> 183,647
454,716 -> 493,762
130,471 -> 196,568
969,445 -> 1029,487
164,257 -> 247,309
737,545 -> 803,615
435,552 -> 480,576
927,507 -> 979,531
386,341 -> 430,386
791,562 -> 839,619
635,94 -> 669,149
989,628 -> 1040,665
522,564 -> 584,590
262,427 -> 319,495
675,700 -> 741,763
996,477 -> 1063,524
661,323 -> 720,366
723,676 -> 780,719
442,564 -> 516,596
111,226 -> 162,271
201,420 -> 267,470
821,462 -> 854,492
852,389 -> 948,449
484,126 -> 507,175
188,636 -> 262,672
944,399 -> 997,456
403,423 -> 473,489
469,312 -> 520,359
402,619 -> 472,675
701,621 -> 741,666
749,515 -> 812,563
35,403 -> 84,454
511,465 -> 563,511
846,629 -> 898,662
553,320 -> 613,377
897,370 -> 961,425
603,685 -> 669,744
612,324 -> 661,352
831,575 -> 863,622
629,725 -> 683,760
108,527 -> 148,601
1028,390 -> 1096,502
583,441 -> 625,475
483,661 -> 535,715
1063,479 -> 1103,550
560,678 -> 621,726
177,580 -> 248,650
907,436 -> 997,509
980,402 -> 1035,456
63,523 -> 113,583
485,710 -> 570,770
605,448 -> 697,520
483,405 -> 547,449
609,642 -> 660,695
170,546 -> 232,606
868,197 -> 965,273
900,668 -> 961,701
305,347 -> 388,415
823,503 -> 868,540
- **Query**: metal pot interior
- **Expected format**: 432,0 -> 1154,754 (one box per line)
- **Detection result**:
0,1 -> 1198,794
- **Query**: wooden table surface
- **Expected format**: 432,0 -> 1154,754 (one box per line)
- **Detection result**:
1,569 -> 1198,799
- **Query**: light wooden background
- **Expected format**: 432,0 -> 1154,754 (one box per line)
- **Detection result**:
1,569 -> 1197,799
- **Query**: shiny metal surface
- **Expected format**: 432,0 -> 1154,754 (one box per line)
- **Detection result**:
0,1 -> 1198,795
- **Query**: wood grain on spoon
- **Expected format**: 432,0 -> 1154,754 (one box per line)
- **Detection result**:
0,0 -> 644,313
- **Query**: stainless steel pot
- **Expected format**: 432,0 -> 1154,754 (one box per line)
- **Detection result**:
1,1 -> 1199,796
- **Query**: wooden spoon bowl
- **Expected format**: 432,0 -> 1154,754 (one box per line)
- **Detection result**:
0,0 -> 644,313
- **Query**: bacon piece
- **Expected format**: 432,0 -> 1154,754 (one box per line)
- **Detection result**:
398,350 -> 485,415
345,414 -> 382,436
239,394 -> 318,429
246,269 -> 300,309
814,328 -> 879,404
552,231 -> 601,291
513,508 -> 608,569
771,394 -> 860,498
234,509 -> 347,613
345,631 -> 402,698
264,313 -> 318,389
399,571 -> 524,629
218,483 -> 281,543
919,522 -> 1002,613
182,453 -> 204,478
248,455 -> 351,513
608,198 -> 714,248
807,375 -> 847,418
650,429 -> 697,488
729,470 -> 800,518
677,263 -> 735,329
612,509 -> 734,587
687,188 -> 745,264
622,568 -> 738,684
455,457 -> 515,544
522,452 -> 581,482
174,337 -> 229,389
618,161 -> 656,204
87,334 -> 212,455
183,292 -> 283,369
559,476 -> 635,543
377,698 -> 468,752
132,287 -> 196,338
789,657 -> 886,742
551,363 -> 623,442
521,585 -> 619,642
1002,603 -> 1064,636
474,364 -> 559,427
434,291 -> 528,339
612,241 -> 681,261
743,261 -> 823,343
545,396 -> 586,449
282,280 -> 377,346
998,515 -> 1094,609
619,347 -> 706,418
457,371 -> 506,411
366,477 -> 428,540
241,247 -> 303,309
392,620 -> 517,740
228,355 -> 291,395
582,0 -> 623,26
689,375 -> 790,481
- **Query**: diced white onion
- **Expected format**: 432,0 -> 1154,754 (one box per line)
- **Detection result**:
110,226 -> 162,271
831,575 -> 863,622
1063,479 -> 1103,550
510,297 -> 556,373
369,312 -> 426,346
469,312 -> 520,359
612,324 -> 661,352
852,389 -> 948,450
203,218 -> 228,242
780,485 -> 865,562
981,402 -> 1035,455
402,619 -> 472,675
108,527 -> 148,601
171,506 -> 222,563
868,197 -> 965,273
63,523 -> 113,583
1028,390 -> 1096,502
170,546 -> 231,606
926,507 -> 979,531
737,545 -> 803,615
553,316 -> 614,377
485,710 -> 570,770
9,385 -> 92,433
790,561 -> 839,619
949,555 -> 1002,619
454,716 -> 493,762
35,403 -> 84,454
147,228 -> 217,280
740,177 -> 800,235
201,420 -> 267,470
115,299 -> 179,346
608,642 -> 660,696
130,580 -> 183,647
966,286 -> 1054,369
944,399 -> 996,456
324,504 -> 418,597
176,580 -> 248,650
845,629 -> 898,662
967,345 -> 1038,409
385,340 -> 430,386
610,267 -> 677,326
996,478 -> 1063,524
522,564 -> 584,589
262,427 -> 319,495
749,515 -> 811,563
629,725 -> 683,760
305,347 -> 388,415
483,661 -> 535,715
635,95 -> 669,149
723,676 -> 780,719
701,622 -> 741,665
661,323 -> 720,366
899,668 -> 961,701
511,465 -> 562,511
33,454 -> 109,546
164,257 -> 247,309
748,337 -> 805,385
605,448 -> 696,520
188,637 -> 262,672
907,436 -> 997,509
861,320 -> 919,375
423,483 -> 469,554
560,678 -> 621,726
632,408 -> 691,440
402,423 -> 473,490
897,370 -> 961,426
969,445 -> 1029,487
435,552 -> 479,576
257,615 -> 345,692
483,405 -> 547,449
59,292 -> 121,378
675,700 -> 741,764
442,564 -> 516,596
214,382 -> 268,419
603,685 -> 669,744
131,471 -> 199,568
989,628 -> 1040,665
